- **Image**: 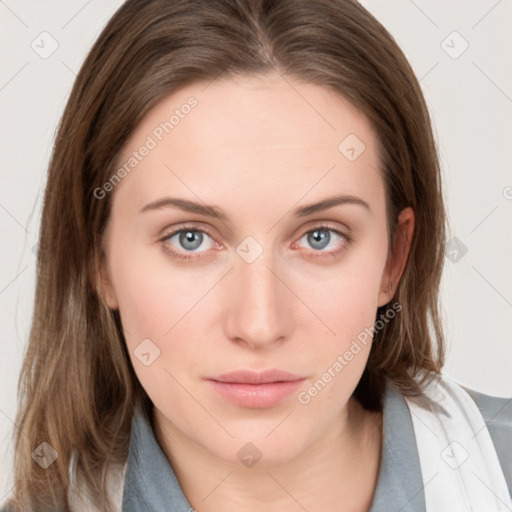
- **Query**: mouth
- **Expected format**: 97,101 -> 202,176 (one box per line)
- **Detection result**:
206,369 -> 306,408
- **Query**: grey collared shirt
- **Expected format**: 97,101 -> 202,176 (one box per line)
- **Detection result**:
121,379 -> 512,511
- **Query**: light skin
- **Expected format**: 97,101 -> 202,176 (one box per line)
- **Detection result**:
99,72 -> 414,511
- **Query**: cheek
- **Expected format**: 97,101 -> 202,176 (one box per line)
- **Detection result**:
293,235 -> 388,397
108,239 -> 207,341
107,241 -> 219,388
310,238 -> 388,342
107,247 -> 205,408
110,259 -> 171,342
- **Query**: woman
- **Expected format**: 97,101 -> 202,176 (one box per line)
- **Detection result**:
2,0 -> 511,511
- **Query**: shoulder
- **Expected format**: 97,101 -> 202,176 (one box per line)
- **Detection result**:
461,384 -> 512,497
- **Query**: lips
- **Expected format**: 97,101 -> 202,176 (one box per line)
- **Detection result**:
206,369 -> 306,408
209,369 -> 305,384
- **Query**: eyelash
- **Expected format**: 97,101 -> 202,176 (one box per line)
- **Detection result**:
159,222 -> 352,262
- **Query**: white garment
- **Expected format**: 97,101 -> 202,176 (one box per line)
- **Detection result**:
67,452 -> 125,511
404,372 -> 512,512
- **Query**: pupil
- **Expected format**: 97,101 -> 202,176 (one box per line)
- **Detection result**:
309,229 -> 329,250
181,230 -> 202,250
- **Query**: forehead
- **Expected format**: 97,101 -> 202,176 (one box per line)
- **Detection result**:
112,73 -> 384,218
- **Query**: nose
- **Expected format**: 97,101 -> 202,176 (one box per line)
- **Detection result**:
222,248 -> 294,350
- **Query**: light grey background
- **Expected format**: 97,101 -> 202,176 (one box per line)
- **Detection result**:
1,0 -> 511,501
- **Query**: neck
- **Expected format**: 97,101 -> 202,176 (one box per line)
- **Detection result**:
153,397 -> 383,512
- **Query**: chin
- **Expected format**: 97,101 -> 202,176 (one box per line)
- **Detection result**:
199,426 -> 307,469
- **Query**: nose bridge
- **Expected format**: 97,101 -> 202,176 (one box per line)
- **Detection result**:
225,239 -> 291,346
240,253 -> 279,304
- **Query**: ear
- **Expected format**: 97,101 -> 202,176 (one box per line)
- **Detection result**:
96,252 -> 119,310
377,207 -> 415,307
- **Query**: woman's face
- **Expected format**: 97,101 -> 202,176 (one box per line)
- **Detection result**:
100,72 -> 412,466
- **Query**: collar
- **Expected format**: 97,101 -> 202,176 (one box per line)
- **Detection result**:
122,379 -> 426,511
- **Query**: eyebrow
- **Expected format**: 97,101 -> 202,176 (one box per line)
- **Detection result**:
139,193 -> 370,219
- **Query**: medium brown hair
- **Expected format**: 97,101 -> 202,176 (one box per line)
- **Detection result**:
6,0 -> 446,510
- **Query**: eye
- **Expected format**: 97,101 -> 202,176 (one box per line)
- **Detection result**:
160,226 -> 219,261
294,224 -> 352,259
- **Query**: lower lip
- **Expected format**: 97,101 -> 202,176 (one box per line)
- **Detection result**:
207,379 -> 305,408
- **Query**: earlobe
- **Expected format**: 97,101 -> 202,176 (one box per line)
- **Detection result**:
377,207 -> 415,307
97,257 -> 119,310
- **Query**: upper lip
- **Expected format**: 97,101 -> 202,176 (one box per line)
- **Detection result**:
208,369 -> 305,384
